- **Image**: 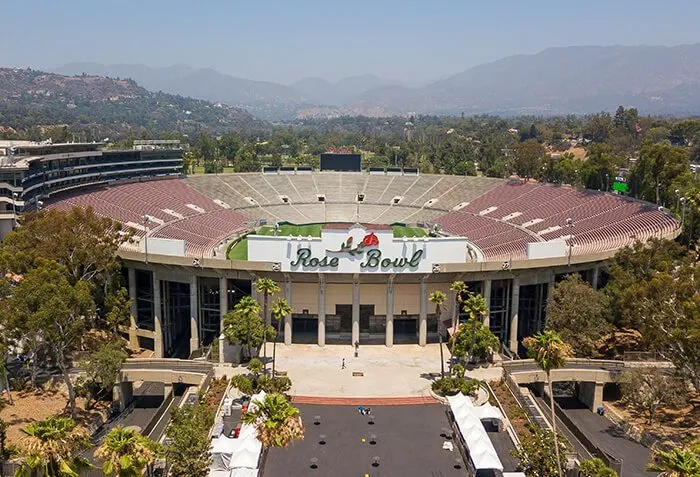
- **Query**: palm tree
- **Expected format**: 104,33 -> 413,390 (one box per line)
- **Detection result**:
523,330 -> 572,477
270,298 -> 292,377
16,416 -> 91,477
428,291 -> 447,377
94,426 -> 161,477
462,293 -> 488,363
241,393 -> 304,448
647,443 -> 700,477
255,278 -> 280,373
448,281 -> 468,373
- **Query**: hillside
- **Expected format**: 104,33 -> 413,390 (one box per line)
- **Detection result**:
54,63 -> 310,121
0,68 -> 262,137
56,44 -> 700,118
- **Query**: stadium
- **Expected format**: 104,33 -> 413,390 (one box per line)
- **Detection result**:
0,142 -> 680,359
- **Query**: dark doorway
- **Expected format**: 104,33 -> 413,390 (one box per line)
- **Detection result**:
336,304 -> 352,332
292,314 -> 318,344
360,305 -> 374,333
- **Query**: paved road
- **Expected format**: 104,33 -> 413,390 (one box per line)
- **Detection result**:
533,394 -> 592,460
83,382 -> 165,463
556,397 -> 656,477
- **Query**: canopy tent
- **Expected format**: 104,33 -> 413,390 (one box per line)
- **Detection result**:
447,394 -> 503,472
470,403 -> 504,422
209,393 -> 266,473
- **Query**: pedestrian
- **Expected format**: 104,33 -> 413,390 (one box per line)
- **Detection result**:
341,358 -> 346,369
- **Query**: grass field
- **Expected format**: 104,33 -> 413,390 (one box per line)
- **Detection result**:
258,223 -> 322,237
228,223 -> 427,260
227,237 -> 248,260
227,223 -> 323,260
392,225 -> 428,238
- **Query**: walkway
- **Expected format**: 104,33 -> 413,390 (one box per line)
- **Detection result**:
266,343 -> 503,398
556,397 -> 656,477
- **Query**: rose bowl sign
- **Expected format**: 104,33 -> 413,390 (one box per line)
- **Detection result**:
246,224 -> 481,274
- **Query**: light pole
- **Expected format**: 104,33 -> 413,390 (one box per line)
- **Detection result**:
143,215 -> 150,263
605,173 -> 609,192
566,217 -> 574,266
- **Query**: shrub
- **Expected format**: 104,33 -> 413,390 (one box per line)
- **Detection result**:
431,376 -> 479,397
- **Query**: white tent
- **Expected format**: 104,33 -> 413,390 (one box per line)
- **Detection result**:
210,404 -> 264,473
470,403 -> 504,422
228,437 -> 262,469
448,396 -> 503,471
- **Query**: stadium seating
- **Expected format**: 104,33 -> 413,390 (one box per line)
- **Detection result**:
47,174 -> 679,262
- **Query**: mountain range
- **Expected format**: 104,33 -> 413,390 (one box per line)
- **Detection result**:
47,43 -> 700,120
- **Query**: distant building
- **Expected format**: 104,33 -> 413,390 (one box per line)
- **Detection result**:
0,141 -> 182,238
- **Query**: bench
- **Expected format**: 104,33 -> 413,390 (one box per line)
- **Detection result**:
274,370 -> 288,377
352,371 -> 364,377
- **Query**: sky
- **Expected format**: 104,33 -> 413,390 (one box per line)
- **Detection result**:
3,0 -> 700,84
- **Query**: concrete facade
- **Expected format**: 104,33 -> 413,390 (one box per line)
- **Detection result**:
122,256 -> 605,359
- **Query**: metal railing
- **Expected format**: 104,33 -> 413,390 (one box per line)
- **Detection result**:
122,358 -> 213,375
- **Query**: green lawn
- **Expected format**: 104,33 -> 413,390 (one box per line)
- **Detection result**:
258,223 -> 322,237
227,238 -> 248,260
392,225 -> 428,238
227,223 -> 323,260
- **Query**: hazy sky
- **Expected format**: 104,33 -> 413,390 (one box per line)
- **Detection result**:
3,0 -> 700,84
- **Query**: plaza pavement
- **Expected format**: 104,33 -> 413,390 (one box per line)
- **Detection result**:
247,343 -> 504,398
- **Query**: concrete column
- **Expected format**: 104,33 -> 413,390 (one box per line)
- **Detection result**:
317,277 -> 326,347
284,278 -> 292,345
509,277 -> 520,353
189,276 -> 200,353
352,279 -> 360,345
578,381 -> 605,411
219,277 -> 228,329
591,266 -> 600,290
153,272 -> 163,358
482,279 -> 492,329
117,381 -> 134,412
386,280 -> 394,347
419,280 -> 428,346
127,268 -> 139,348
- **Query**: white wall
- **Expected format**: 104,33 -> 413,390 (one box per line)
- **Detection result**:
248,224 -> 479,274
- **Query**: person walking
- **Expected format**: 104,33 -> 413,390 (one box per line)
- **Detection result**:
341,358 -> 346,369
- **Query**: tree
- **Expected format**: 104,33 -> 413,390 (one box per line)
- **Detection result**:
448,281 -> 468,372
619,368 -> 687,425
255,278 -> 280,373
523,331 -> 572,477
79,341 -> 128,405
647,441 -> 700,477
545,274 -> 610,357
3,261 -> 93,418
460,292 -> 490,362
95,426 -> 161,477
0,207 -> 131,330
629,142 -> 691,206
579,457 -> 618,477
0,418 -> 10,477
270,298 -> 292,377
241,393 -> 304,448
450,315 -> 499,363
606,241 -> 700,392
165,403 -> 212,477
222,296 -> 275,360
15,416 -> 91,477
514,139 -> 545,179
512,427 -> 569,477
429,291 -> 447,377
